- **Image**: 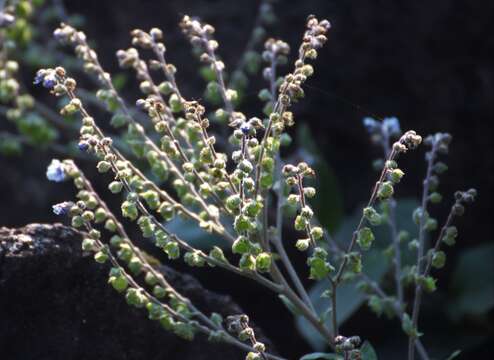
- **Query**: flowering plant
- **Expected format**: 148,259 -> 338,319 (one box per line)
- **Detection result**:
31,5 -> 477,360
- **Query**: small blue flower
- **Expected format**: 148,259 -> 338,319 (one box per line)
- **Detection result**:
42,74 -> 57,89
46,159 -> 67,182
240,122 -> 251,135
382,117 -> 401,136
363,117 -> 379,133
52,201 -> 73,216
33,70 -> 45,85
78,141 -> 89,152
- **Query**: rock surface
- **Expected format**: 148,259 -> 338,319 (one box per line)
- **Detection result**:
0,224 -> 274,360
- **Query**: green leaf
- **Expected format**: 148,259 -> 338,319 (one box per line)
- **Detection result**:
300,353 -> 341,360
165,217 -> 229,250
296,124 -> 344,232
447,243 -> 494,320
360,341 -> 378,360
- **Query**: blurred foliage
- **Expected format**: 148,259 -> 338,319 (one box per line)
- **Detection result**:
447,243 -> 494,321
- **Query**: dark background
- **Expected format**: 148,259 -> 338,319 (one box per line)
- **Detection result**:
1,0 -> 493,359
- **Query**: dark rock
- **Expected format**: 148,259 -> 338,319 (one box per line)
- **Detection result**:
0,224 -> 274,360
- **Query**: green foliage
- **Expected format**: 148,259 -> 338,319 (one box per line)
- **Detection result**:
447,243 -> 494,320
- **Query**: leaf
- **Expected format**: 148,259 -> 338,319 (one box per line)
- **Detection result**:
296,124 -> 344,233
447,243 -> 494,320
360,341 -> 378,360
165,217 -> 229,250
300,353 -> 342,360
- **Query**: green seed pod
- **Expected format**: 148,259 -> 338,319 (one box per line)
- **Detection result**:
226,195 -> 241,212
234,214 -> 253,233
94,250 -> 109,264
121,201 -> 138,220
261,157 -> 274,172
311,227 -> 324,240
287,194 -> 300,206
94,207 -> 107,223
239,254 -> 256,271
304,187 -> 316,198
85,196 -> 98,210
429,192 -> 443,204
110,235 -> 123,247
104,219 -> 117,232
109,274 -> 128,293
300,206 -> 314,219
125,288 -> 147,308
128,256 -> 143,275
442,226 -> 458,246
295,238 -> 310,251
147,302 -> 165,321
145,271 -> 159,286
377,181 -> 394,199
153,285 -> 167,299
357,227 -> 374,251
158,81 -> 173,95
164,241 -> 180,260
154,230 -> 168,248
417,275 -> 437,293
97,161 -> 112,173
255,252 -> 272,273
363,207 -> 382,226
169,93 -> 183,113
158,202 -> 175,221
209,246 -> 228,264
117,244 -> 133,263
294,215 -> 307,231
184,251 -> 206,267
141,190 -> 160,210
389,168 -> 405,183
232,236 -> 251,255
431,251 -> 446,269
307,255 -> 334,280
424,218 -> 438,232
347,252 -> 362,274
82,238 -> 97,252
81,210 -> 95,222
244,201 -> 262,218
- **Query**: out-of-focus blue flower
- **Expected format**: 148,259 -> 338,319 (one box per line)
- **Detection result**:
362,117 -> 379,133
42,74 -> 57,89
240,122 -> 251,135
78,141 -> 89,152
33,70 -> 45,85
46,159 -> 66,182
52,202 -> 73,216
382,117 -> 401,136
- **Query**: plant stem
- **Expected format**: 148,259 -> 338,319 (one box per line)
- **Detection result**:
381,134 -> 404,306
334,148 -> 397,284
408,143 -> 437,360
